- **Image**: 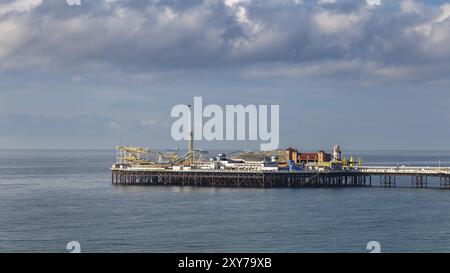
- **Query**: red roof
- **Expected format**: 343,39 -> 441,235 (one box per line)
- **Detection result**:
300,153 -> 318,161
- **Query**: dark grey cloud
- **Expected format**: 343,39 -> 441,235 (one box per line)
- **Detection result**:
0,0 -> 449,83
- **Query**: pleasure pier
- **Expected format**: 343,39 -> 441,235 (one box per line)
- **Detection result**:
111,146 -> 450,189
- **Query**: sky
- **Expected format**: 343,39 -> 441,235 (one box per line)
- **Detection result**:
0,0 -> 450,151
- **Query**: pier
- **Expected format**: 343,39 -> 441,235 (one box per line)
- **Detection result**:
111,166 -> 450,189
111,146 -> 450,189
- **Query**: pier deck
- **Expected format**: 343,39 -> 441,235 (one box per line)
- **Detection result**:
112,169 -> 369,188
112,166 -> 450,189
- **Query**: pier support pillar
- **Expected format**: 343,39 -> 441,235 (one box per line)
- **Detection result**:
412,175 -> 427,188
380,175 -> 396,187
440,176 -> 450,189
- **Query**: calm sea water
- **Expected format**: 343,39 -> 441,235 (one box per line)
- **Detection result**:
1,149 -> 450,253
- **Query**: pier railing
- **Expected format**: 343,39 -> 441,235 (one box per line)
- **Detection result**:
355,166 -> 450,175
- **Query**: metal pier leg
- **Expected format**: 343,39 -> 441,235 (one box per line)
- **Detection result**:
412,175 -> 427,188
381,175 -> 395,187
440,176 -> 450,189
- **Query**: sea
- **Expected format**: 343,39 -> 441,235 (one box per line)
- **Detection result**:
0,149 -> 450,253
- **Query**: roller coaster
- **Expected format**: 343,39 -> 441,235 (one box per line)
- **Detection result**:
116,146 -> 207,166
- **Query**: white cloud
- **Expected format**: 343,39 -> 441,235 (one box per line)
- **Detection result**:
401,0 -> 421,14
401,2 -> 450,59
224,0 -> 250,8
313,9 -> 366,34
0,0 -> 42,15
0,19 -> 28,60
366,0 -> 381,6
318,0 -> 336,4
436,3 -> 450,23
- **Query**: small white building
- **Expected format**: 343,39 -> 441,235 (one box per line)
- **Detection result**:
228,153 -> 279,171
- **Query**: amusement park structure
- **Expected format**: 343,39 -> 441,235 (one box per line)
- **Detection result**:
114,144 -> 362,172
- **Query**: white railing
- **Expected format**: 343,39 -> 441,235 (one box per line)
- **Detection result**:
354,166 -> 450,175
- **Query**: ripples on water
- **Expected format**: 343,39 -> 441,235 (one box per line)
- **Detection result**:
0,149 -> 449,253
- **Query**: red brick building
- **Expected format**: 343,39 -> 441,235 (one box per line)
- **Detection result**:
299,152 -> 318,163
299,151 -> 331,163
285,147 -> 300,164
284,148 -> 332,164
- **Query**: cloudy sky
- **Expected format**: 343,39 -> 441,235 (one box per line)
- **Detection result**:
0,0 -> 449,150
